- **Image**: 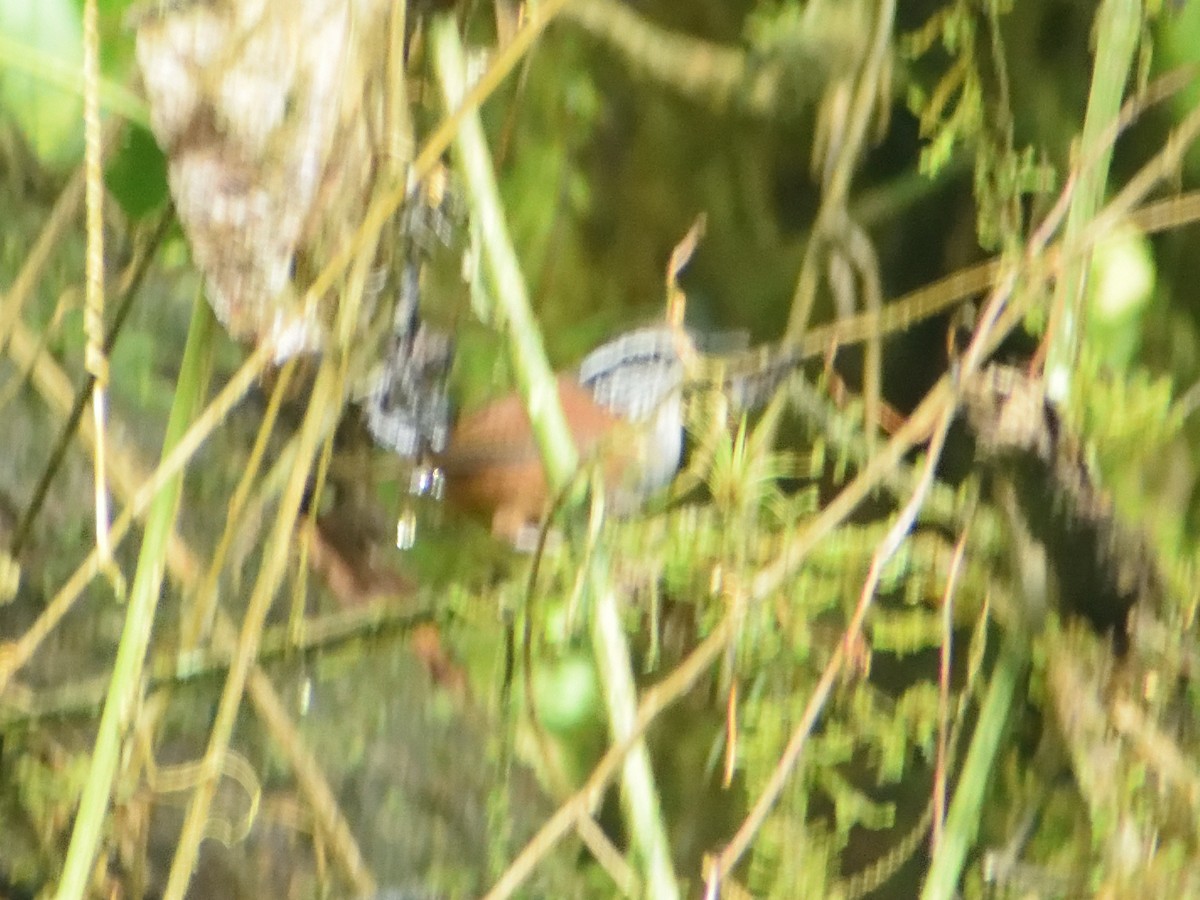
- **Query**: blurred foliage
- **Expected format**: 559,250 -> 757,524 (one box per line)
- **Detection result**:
2,0 -> 1200,898
0,0 -> 83,167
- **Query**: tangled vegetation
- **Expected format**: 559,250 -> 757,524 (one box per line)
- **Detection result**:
2,1 -> 1200,897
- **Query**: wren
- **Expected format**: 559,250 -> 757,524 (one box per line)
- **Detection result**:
437,327 -> 685,543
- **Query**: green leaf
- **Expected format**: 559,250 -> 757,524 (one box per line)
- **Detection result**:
105,124 -> 169,219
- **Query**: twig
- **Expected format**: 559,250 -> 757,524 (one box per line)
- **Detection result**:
1087,98 -> 1200,247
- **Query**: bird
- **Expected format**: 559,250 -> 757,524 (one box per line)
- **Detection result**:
435,327 -> 685,544
368,322 -> 799,545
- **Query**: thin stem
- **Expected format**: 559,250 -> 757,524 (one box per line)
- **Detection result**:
1044,0 -> 1142,402
11,208 -> 172,555
931,527 -> 970,853
0,602 -> 437,729
784,0 -> 896,344
161,355 -> 342,898
4,274 -> 372,893
485,615 -> 738,900
180,359 -> 294,648
306,0 -> 572,305
0,165 -> 86,372
430,16 -> 578,485
0,336 -> 275,694
160,352 -> 342,898
82,0 -> 115,579
920,631 -> 1028,900
57,294 -> 216,899
431,17 -> 678,896
589,561 -> 679,898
